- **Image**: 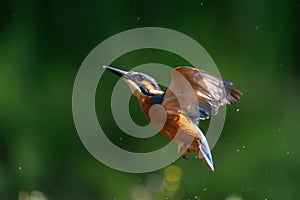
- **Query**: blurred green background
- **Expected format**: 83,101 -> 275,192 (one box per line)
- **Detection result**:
1,0 -> 299,199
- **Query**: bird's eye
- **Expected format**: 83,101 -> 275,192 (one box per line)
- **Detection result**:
140,85 -> 151,96
136,74 -> 145,81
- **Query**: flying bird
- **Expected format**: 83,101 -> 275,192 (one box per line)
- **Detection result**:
103,66 -> 242,171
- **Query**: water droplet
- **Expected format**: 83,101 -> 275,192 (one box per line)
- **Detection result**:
236,108 -> 240,112
277,128 -> 284,132
137,16 -> 141,20
255,26 -> 259,30
119,137 -> 123,140
287,151 -> 290,155
200,2 -> 203,6
236,149 -> 241,153
195,196 -> 198,199
203,188 -> 207,191
242,145 -> 246,149
18,166 -> 22,170
284,116 -> 288,120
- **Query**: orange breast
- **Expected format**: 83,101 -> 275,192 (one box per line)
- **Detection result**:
138,96 -> 200,154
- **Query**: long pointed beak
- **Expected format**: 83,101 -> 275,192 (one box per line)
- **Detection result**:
103,66 -> 142,95
103,66 -> 163,97
103,66 -> 128,78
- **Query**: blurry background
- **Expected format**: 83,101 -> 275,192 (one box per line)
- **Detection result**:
1,0 -> 299,199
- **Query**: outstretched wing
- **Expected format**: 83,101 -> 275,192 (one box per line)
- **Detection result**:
162,66 -> 243,123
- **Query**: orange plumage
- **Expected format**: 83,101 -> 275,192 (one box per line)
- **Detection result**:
104,66 -> 243,171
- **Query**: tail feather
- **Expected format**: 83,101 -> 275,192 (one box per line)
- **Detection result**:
223,79 -> 243,105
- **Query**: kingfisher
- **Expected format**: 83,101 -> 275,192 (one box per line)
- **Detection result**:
103,66 -> 242,171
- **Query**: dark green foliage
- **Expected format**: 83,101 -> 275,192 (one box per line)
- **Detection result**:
0,0 -> 299,199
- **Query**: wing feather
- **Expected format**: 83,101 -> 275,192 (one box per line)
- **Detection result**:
162,66 -> 243,123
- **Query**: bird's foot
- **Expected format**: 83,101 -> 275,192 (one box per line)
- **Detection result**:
178,144 -> 190,160
182,154 -> 188,160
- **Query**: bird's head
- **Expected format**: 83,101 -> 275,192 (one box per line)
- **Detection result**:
103,66 -> 164,98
